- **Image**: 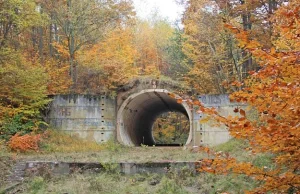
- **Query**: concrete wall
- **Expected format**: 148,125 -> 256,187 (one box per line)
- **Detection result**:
47,95 -> 116,143
47,94 -> 244,146
193,94 -> 245,146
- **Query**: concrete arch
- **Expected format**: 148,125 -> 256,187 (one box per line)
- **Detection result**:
117,89 -> 192,146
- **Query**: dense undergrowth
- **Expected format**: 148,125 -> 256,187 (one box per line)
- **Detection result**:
39,130 -> 105,153
0,136 -> 275,194
3,129 -> 105,153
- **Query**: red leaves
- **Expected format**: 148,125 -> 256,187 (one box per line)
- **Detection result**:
8,133 -> 41,152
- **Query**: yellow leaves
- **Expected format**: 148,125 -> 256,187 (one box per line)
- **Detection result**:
77,28 -> 138,93
144,65 -> 160,77
199,117 -> 210,124
52,41 -> 70,59
44,60 -> 72,95
152,112 -> 189,144
0,53 -> 50,121
132,19 -> 175,76
168,93 -> 176,98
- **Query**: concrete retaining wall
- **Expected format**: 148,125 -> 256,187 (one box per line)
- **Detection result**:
47,95 -> 116,143
46,94 -> 245,146
25,161 -> 199,175
194,94 -> 246,146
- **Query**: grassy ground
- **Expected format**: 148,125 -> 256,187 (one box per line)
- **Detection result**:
1,131 -> 273,193
0,140 -> 15,187
17,146 -> 207,163
4,166 -> 258,194
8,130 -> 206,163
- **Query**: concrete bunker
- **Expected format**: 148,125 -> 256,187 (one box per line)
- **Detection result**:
117,89 -> 192,146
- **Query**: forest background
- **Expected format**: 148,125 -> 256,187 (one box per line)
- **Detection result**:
0,0 -> 299,193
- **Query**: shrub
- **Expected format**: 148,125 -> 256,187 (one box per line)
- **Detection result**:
29,176 -> 45,193
102,138 -> 125,152
0,114 -> 35,141
157,177 -> 189,194
8,133 -> 41,152
0,52 -> 50,141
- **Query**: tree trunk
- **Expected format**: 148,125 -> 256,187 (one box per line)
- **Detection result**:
67,0 -> 77,91
240,0 -> 253,80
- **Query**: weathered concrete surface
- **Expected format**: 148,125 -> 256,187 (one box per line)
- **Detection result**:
46,83 -> 245,146
46,95 -> 115,143
116,89 -> 193,146
195,94 -> 246,146
7,161 -> 26,182
24,161 -> 200,176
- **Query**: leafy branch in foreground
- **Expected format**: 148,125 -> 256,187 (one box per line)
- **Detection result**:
171,1 -> 299,193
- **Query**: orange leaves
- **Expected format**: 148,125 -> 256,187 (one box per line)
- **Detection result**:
223,23 -> 240,34
77,28 -> 138,93
52,41 -> 70,59
176,99 -> 183,104
193,100 -> 201,106
152,112 -> 190,144
239,109 -> 246,117
8,133 -> 41,152
191,0 -> 300,193
44,60 -> 72,95
168,93 -> 176,98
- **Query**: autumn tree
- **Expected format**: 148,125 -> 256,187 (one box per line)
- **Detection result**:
77,27 -> 138,94
0,0 -> 42,55
165,26 -> 190,80
183,0 -> 228,93
187,1 -> 299,192
153,112 -> 189,145
0,0 -> 51,139
40,0 -> 135,90
134,16 -> 179,77
182,0 -> 286,94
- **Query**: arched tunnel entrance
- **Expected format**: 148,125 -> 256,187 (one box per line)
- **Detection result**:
117,89 -> 192,146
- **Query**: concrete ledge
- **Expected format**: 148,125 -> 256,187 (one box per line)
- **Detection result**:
24,161 -> 201,176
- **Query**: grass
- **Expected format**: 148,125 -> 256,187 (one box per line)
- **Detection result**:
1,133 -> 275,193
0,139 -> 11,157
0,140 -> 16,188
5,129 -> 205,162
6,172 -> 191,194
17,146 -> 206,163
214,138 -> 275,169
39,129 -> 105,153
3,165 -> 259,194
213,138 -> 251,162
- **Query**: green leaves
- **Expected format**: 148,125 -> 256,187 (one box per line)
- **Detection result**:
0,0 -> 44,47
0,52 -> 50,136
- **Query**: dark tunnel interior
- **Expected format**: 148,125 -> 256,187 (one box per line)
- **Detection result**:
119,91 -> 190,146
